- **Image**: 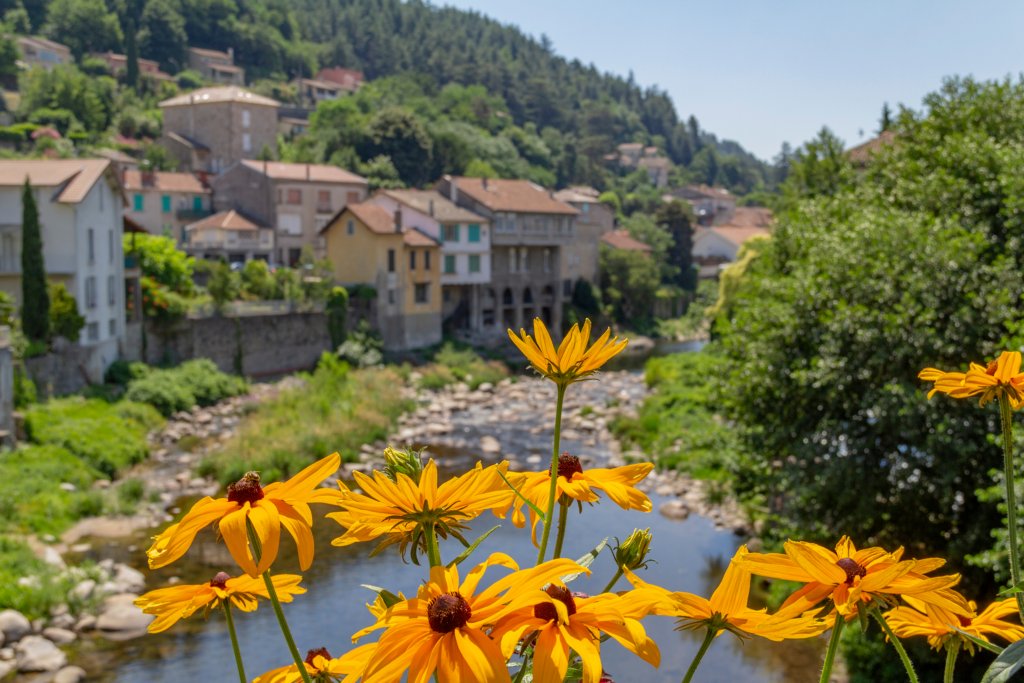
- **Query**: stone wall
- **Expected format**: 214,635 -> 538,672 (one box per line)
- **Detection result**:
25,338 -> 118,397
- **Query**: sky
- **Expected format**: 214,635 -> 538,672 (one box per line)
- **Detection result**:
441,0 -> 1024,161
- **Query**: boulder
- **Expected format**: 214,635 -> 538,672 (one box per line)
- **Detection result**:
112,565 -> 146,593
97,595 -> 153,634
54,665 -> 88,683
15,635 -> 66,672
0,661 -> 13,678
70,579 -> 96,602
658,500 -> 690,520
42,628 -> 76,645
0,610 -> 30,643
479,435 -> 501,454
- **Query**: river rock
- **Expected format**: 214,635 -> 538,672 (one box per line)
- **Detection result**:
658,500 -> 690,520
54,665 -> 88,683
479,435 -> 500,454
0,661 -> 12,678
74,615 -> 96,632
70,579 -> 96,601
0,647 -> 11,660
49,614 -> 75,630
113,564 -> 146,593
15,635 -> 66,672
42,628 -> 76,645
97,594 -> 152,634
0,609 -> 31,643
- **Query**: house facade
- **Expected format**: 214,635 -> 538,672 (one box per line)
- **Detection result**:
436,176 -> 577,335
669,184 -> 736,225
691,208 -> 773,277
292,77 -> 345,108
315,67 -> 364,94
211,160 -> 367,266
123,170 -> 211,241
184,210 -> 273,263
553,186 -> 614,295
16,36 -> 71,71
159,87 -> 279,174
92,51 -> 171,81
366,189 -> 491,333
321,202 -> 441,350
0,159 -> 125,375
187,47 -> 245,85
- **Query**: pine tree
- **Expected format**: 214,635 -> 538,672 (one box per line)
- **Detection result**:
879,102 -> 893,133
125,18 -> 139,89
656,200 -> 696,291
20,178 -> 49,343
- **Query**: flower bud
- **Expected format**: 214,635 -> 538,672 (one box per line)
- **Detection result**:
383,446 -> 424,483
613,527 -> 653,571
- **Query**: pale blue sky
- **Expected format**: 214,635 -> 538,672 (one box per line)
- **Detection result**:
441,0 -> 1024,161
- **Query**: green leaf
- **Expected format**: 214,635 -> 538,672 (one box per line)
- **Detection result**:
981,638 -> 1024,682
999,581 -> 1024,597
360,585 -> 403,608
953,627 -> 1005,656
562,538 -> 608,583
497,468 -> 547,521
447,525 -> 500,568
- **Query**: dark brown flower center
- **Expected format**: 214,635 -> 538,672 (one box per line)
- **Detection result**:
209,572 -> 230,589
305,648 -> 331,666
958,615 -> 973,628
987,360 -> 999,376
533,584 -> 577,622
557,453 -> 583,480
227,471 -> 265,505
836,557 -> 867,585
427,592 -> 472,633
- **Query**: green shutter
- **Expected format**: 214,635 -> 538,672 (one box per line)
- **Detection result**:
444,254 -> 456,274
161,195 -> 171,213
133,194 -> 144,211
468,224 -> 480,242
193,196 -> 203,211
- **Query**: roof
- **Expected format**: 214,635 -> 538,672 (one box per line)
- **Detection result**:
600,229 -> 652,253
209,63 -> 244,74
316,67 -> 364,88
186,210 -> 262,232
848,130 -> 897,165
446,177 -> 578,215
123,170 -> 208,194
719,206 -> 774,229
159,87 -> 279,108
381,189 -> 486,223
553,186 -> 602,204
16,36 -> 70,54
403,227 -> 439,247
702,225 -> 771,248
617,142 -> 643,152
294,77 -> 343,91
0,159 -> 114,203
188,46 -> 233,60
123,215 -> 147,233
165,131 -> 210,152
342,203 -> 399,235
678,184 -> 734,201
240,160 -> 366,185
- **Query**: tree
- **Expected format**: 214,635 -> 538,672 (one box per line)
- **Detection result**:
43,0 -> 122,59
598,246 -> 659,329
656,200 -> 696,291
879,102 -> 893,133
326,286 -> 348,348
48,282 -> 84,341
205,260 -> 240,311
240,259 -> 276,300
359,108 -> 434,187
138,0 -> 188,73
20,179 -> 48,343
782,127 -> 854,202
124,17 -> 139,89
125,233 -> 194,294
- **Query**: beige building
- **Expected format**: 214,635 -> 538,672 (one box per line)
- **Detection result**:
211,160 -> 367,266
292,77 -> 345,108
315,67 -> 364,93
184,210 -> 273,263
123,170 -> 210,241
321,202 -> 441,350
92,51 -> 171,81
15,36 -> 71,71
668,184 -> 736,226
553,186 -> 614,295
692,207 -> 773,277
187,47 -> 245,85
159,87 -> 279,174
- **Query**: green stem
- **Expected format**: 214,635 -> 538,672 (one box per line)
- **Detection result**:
425,522 -> 442,568
943,639 -> 960,683
681,628 -> 716,683
512,653 -> 531,683
998,393 -> 1024,620
871,608 -> 918,683
536,383 -> 567,564
602,567 -> 625,594
819,612 -> 845,683
246,520 -> 313,683
222,601 -> 246,683
552,501 -> 570,559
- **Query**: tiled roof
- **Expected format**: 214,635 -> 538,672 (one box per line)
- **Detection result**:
381,189 -> 486,223
123,170 -> 208,194
347,203 -> 398,235
316,67 -> 364,88
209,63 -> 244,74
188,46 -> 232,60
553,186 -> 602,204
186,210 -> 262,232
720,206 -> 773,229
702,225 -> 771,248
159,86 -> 279,108
446,177 -> 578,215
403,227 -> 439,247
847,130 -> 897,164
295,77 -> 344,91
600,229 -> 652,253
677,184 -> 734,201
0,159 -> 113,204
240,160 -> 366,185
165,131 -> 210,151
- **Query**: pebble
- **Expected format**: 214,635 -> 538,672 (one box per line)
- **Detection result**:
15,635 -> 67,672
54,665 -> 88,683
41,628 -> 76,645
0,609 -> 31,643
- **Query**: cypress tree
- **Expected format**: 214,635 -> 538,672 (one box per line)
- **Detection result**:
20,178 -> 49,343
125,18 -> 139,89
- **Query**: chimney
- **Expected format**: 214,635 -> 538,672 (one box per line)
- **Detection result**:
227,47 -> 234,62
394,208 -> 402,233
305,163 -> 310,180
482,177 -> 488,190
428,199 -> 434,217
446,175 -> 457,203
141,169 -> 155,187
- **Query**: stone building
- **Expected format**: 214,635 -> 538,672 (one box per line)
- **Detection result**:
553,186 -> 614,295
184,210 -> 274,263
123,170 -> 211,241
187,47 -> 245,85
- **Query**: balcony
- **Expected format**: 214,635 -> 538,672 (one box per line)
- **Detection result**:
176,207 -> 213,221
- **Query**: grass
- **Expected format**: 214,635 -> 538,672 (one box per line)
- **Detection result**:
123,359 -> 248,416
417,342 -> 509,390
0,444 -> 106,535
198,353 -> 414,486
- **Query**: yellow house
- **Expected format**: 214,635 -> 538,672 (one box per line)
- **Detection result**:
321,202 -> 441,350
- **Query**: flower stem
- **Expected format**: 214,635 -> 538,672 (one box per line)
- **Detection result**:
552,500 -> 570,559
246,520 -> 313,683
222,601 -> 246,683
819,612 -> 845,683
512,652 -> 531,683
998,393 -> 1024,620
537,383 -> 567,564
682,628 -> 716,683
943,639 -> 960,683
425,522 -> 442,567
602,567 -> 625,594
871,608 -> 918,683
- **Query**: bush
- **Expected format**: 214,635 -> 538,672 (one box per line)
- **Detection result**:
0,536 -> 72,618
124,372 -> 195,416
418,342 -> 508,390
326,286 -> 349,349
337,327 -> 383,368
104,360 -> 151,386
13,365 -> 36,408
124,359 -> 247,416
175,359 -> 248,406
48,282 -> 85,342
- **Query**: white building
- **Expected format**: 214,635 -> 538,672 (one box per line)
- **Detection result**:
691,207 -> 773,278
0,159 -> 125,376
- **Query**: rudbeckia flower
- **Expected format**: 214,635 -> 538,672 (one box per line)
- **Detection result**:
491,587 -> 661,683
146,453 -> 343,577
739,536 -> 971,617
885,598 -> 1024,652
503,454 -> 654,544
253,643 -> 378,683
627,545 -> 829,641
508,318 -> 627,386
328,459 -> 513,560
356,553 -> 582,683
134,571 -> 305,633
919,351 -> 1024,408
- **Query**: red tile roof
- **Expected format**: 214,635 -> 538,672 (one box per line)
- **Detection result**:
403,228 -> 439,247
123,170 -> 208,194
447,177 -> 578,215
0,159 -> 114,203
347,203 -> 399,235
600,229 -> 652,253
241,160 -> 366,185
847,130 -> 897,164
186,210 -> 262,232
720,206 -> 773,229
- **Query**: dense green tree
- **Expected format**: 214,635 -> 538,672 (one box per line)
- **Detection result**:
124,17 -> 139,88
18,65 -> 117,134
43,0 -> 122,58
125,233 -> 194,294
359,108 -> 433,187
47,282 -> 83,341
782,127 -> 853,201
598,245 -> 659,329
138,0 -> 188,73
656,200 -> 696,290
205,260 -> 240,311
20,179 -> 48,344
240,259 -> 275,299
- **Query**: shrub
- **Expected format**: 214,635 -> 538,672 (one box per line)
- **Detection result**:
124,359 -> 247,415
418,342 -> 509,390
175,359 -> 248,406
326,286 -> 349,348
124,372 -> 194,416
13,365 -> 36,408
337,327 -> 383,368
48,282 -> 85,342
0,536 -> 71,618
104,360 -> 151,386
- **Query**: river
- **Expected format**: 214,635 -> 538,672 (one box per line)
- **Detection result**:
67,359 -> 825,682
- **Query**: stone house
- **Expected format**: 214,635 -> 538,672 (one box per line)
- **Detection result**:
320,202 -> 441,351
15,36 -> 71,71
691,207 -> 773,277
365,189 -> 491,334
184,209 -> 274,263
553,186 -> 614,295
668,184 -> 736,225
158,87 -> 279,174
315,67 -> 364,93
0,159 -> 126,376
123,170 -> 211,241
436,176 -> 578,335
211,160 -> 368,266
92,51 -> 172,81
291,77 -> 345,108
187,47 -> 245,85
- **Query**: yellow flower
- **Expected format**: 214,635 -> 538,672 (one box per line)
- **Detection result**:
356,553 -> 582,683
146,453 -> 343,577
134,571 -> 305,634
885,599 -> 1024,652
253,643 -> 378,683
919,350 -> 1024,408
503,454 -> 654,544
739,536 -> 971,617
628,545 -> 829,641
328,459 -> 513,560
491,587 -> 660,683
508,318 -> 627,386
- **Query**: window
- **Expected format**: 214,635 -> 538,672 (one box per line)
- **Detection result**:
346,219 -> 354,235
387,289 -> 396,305
287,189 -> 302,204
242,133 -> 252,152
444,254 -> 456,274
133,194 -> 144,211
87,322 -> 99,342
0,233 -> 16,271
443,224 -> 460,242
346,191 -> 361,205
242,109 -> 251,128
414,283 -> 429,304
387,249 -> 395,273
409,250 -> 416,270
563,279 -> 572,297
519,248 -> 529,273
107,275 -> 115,305
193,196 -> 203,212
85,276 -> 97,309
108,230 -> 114,263
161,195 -> 171,213
468,224 -> 480,242
468,254 -> 480,273
108,318 -> 116,337
317,190 -> 331,212
424,251 -> 431,270
543,249 -> 551,274
87,228 -> 95,263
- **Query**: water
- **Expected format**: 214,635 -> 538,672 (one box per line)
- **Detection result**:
70,367 -> 823,682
